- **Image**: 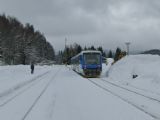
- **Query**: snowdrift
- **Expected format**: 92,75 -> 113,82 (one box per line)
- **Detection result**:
108,54 -> 160,93
101,58 -> 114,77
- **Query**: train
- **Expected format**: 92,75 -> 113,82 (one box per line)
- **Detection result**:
71,50 -> 102,77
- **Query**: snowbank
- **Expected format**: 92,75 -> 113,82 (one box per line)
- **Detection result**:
101,58 -> 114,77
108,54 -> 160,93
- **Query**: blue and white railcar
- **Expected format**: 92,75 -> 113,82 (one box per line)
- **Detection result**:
71,50 -> 102,77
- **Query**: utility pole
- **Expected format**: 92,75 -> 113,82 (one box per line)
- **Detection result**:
65,37 -> 67,50
64,37 -> 67,64
125,42 -> 131,55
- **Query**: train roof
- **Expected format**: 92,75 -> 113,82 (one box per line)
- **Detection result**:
71,50 -> 102,60
80,50 -> 101,54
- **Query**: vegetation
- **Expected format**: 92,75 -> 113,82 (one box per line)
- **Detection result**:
56,43 -> 108,64
55,43 -> 127,64
142,49 -> 160,55
108,50 -> 113,58
114,47 -> 126,62
0,14 -> 55,65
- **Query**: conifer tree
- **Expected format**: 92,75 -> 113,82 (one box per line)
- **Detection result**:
114,47 -> 121,61
108,50 -> 113,58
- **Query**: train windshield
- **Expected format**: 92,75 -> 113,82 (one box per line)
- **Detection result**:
84,53 -> 101,64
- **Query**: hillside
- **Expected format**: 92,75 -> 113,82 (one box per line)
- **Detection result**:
0,14 -> 55,65
142,49 -> 160,55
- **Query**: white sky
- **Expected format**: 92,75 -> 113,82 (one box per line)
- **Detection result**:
0,0 -> 160,52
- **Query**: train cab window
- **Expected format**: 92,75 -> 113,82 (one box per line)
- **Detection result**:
84,53 -> 100,64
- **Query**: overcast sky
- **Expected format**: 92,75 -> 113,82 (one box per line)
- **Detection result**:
0,0 -> 160,52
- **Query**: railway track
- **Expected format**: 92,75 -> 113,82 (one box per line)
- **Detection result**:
124,83 -> 160,97
100,78 -> 160,103
0,71 -> 51,107
21,68 -> 61,120
87,78 -> 160,120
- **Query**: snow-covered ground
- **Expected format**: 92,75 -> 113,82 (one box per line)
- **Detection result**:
0,55 -> 160,120
108,55 -> 160,94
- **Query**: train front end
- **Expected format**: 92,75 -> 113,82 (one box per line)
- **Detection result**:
82,51 -> 102,77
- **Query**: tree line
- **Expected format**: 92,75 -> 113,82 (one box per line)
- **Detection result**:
0,14 -> 55,65
55,43 -> 126,64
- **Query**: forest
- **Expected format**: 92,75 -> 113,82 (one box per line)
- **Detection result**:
0,14 -> 55,65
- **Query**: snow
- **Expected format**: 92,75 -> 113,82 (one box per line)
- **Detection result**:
0,55 -> 159,120
0,65 -> 51,96
101,58 -> 114,77
108,55 -> 160,94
